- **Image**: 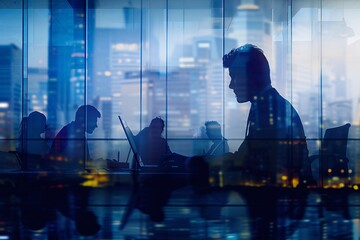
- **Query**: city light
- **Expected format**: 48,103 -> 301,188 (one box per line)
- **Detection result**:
0,102 -> 9,109
1,1 -> 360,238
112,43 -> 138,51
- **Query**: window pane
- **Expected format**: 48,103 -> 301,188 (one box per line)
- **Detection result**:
0,1 -> 23,148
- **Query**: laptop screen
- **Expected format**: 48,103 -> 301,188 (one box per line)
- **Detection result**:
118,116 -> 144,167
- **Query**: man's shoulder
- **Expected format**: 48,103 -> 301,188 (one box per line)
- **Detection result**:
54,122 -> 76,139
266,88 -> 300,112
154,136 -> 168,145
265,88 -> 286,103
135,127 -> 149,139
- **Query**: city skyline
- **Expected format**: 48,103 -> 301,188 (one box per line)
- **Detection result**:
0,1 -> 359,158
1,2 -> 358,136
2,1 -> 360,239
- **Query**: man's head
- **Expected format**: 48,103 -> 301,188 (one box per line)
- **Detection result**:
75,105 -> 101,134
28,111 -> 47,135
205,121 -> 222,141
223,44 -> 271,103
149,117 -> 165,138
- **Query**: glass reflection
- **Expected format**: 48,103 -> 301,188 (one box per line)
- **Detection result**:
1,0 -> 360,239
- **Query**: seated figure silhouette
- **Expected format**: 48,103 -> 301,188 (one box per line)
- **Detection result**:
204,121 -> 229,157
50,105 -> 101,170
134,117 -> 172,166
17,111 -> 50,170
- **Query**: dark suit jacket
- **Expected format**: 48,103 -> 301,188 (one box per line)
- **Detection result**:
234,87 -> 314,186
134,127 -> 172,166
50,121 -> 89,170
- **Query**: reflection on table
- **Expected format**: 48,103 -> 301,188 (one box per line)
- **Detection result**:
1,169 -> 360,239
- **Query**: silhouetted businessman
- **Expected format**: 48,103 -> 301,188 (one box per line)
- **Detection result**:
134,117 -> 172,166
222,44 -> 313,239
50,105 -> 101,170
223,44 -> 314,187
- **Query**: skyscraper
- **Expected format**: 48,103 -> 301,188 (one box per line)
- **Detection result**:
192,36 -> 237,124
0,44 -> 21,141
47,0 -> 94,130
47,0 -> 74,129
28,67 -> 48,113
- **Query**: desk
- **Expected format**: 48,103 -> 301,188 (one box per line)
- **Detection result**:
1,170 -> 360,239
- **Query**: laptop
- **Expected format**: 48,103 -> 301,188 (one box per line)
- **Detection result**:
118,115 -> 145,169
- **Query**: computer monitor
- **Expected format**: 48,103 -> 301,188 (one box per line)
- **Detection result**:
118,116 -> 144,167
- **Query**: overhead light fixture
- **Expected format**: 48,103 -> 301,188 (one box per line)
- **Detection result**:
237,0 -> 259,10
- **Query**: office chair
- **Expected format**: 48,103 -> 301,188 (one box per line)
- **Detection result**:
310,123 -> 352,220
0,150 -> 22,171
309,123 -> 351,187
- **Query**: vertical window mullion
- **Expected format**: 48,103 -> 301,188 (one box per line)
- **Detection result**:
21,0 -> 29,152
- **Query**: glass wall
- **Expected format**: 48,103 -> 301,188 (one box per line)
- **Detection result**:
0,0 -> 23,152
1,0 -> 360,183
3,0 -> 360,239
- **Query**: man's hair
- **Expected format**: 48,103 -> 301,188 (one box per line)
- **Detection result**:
75,105 -> 101,122
150,117 -> 165,129
205,121 -> 222,137
205,121 -> 221,129
28,111 -> 46,122
223,44 -> 271,86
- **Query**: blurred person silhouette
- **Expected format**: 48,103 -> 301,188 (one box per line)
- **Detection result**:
17,171 -> 100,236
18,177 -> 55,232
17,111 -> 50,170
192,126 -> 210,155
54,184 -> 101,236
204,121 -> 229,157
50,105 -> 101,170
189,122 -> 230,222
20,192 -> 54,232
